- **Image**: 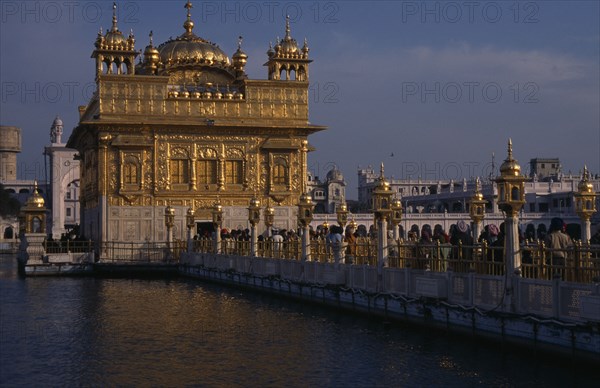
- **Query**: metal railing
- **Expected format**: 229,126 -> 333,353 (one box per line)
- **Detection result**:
99,241 -> 185,263
188,236 -> 600,283
43,240 -> 95,254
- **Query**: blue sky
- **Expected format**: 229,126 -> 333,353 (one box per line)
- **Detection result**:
1,1 -> 599,198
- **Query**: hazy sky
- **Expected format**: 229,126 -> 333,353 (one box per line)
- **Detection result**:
1,1 -> 599,198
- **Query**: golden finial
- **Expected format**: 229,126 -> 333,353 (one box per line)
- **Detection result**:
380,162 -> 385,178
507,138 -> 513,160
285,15 -> 291,39
238,35 -> 243,50
111,2 -> 118,32
149,30 -> 153,45
185,0 -> 193,16
183,1 -> 194,33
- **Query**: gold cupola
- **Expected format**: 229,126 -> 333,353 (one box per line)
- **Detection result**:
18,181 -> 47,235
142,31 -> 160,75
265,16 -> 311,81
232,36 -> 248,77
92,2 -> 138,77
371,163 -> 393,220
575,165 -> 597,222
155,1 -> 233,83
578,165 -> 594,194
495,139 -> 526,216
499,138 -> 521,177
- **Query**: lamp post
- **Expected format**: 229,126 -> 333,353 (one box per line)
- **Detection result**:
372,163 -> 392,277
575,166 -> 597,244
391,198 -> 403,240
248,196 -> 261,256
298,192 -> 314,261
336,202 -> 348,229
495,139 -> 526,312
469,177 -> 487,242
264,200 -> 275,238
212,200 -> 223,254
164,205 -> 175,251
186,207 -> 195,253
17,181 -> 48,265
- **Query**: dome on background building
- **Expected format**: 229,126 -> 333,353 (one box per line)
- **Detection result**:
326,167 -> 344,182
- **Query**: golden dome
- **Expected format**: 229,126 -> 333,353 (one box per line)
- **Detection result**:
158,37 -> 230,67
374,163 -> 391,192
272,16 -> 307,59
499,139 -> 522,177
27,181 -> 45,208
157,2 -> 230,68
232,36 -> 248,71
95,4 -> 135,51
249,197 -> 261,208
578,166 -> 594,194
300,192 -> 313,204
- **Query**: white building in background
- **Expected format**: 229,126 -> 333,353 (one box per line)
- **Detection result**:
354,159 -> 600,239
44,116 -> 80,239
307,167 -> 347,213
0,118 -> 80,239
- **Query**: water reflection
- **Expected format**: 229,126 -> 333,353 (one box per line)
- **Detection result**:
1,255 -> 598,386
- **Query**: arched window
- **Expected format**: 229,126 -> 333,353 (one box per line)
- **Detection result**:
225,160 -> 243,184
225,148 -> 244,186
32,217 -> 41,233
197,159 -> 217,185
511,187 -> 520,201
273,161 -> 288,185
4,227 -> 13,239
171,159 -> 188,184
124,161 -> 138,184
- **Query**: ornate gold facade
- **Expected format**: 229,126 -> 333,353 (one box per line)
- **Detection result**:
67,2 -> 325,243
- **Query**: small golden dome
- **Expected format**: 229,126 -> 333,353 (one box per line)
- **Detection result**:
578,166 -> 594,194
499,139 -> 522,177
249,197 -> 261,208
232,37 -> 248,71
374,163 -> 391,192
300,192 -> 313,204
28,181 -> 45,208
144,32 -> 160,58
279,16 -> 299,55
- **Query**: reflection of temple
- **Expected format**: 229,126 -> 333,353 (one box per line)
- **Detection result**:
67,2 -> 325,243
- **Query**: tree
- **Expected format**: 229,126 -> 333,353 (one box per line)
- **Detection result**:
0,184 -> 21,218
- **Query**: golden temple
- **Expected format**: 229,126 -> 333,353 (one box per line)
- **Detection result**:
67,1 -> 326,242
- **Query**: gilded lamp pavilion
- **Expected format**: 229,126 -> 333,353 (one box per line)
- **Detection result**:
67,2 -> 325,244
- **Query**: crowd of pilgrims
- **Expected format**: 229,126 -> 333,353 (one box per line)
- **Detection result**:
192,217 -> 600,263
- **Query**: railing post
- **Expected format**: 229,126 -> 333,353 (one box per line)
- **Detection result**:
552,273 -> 561,318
